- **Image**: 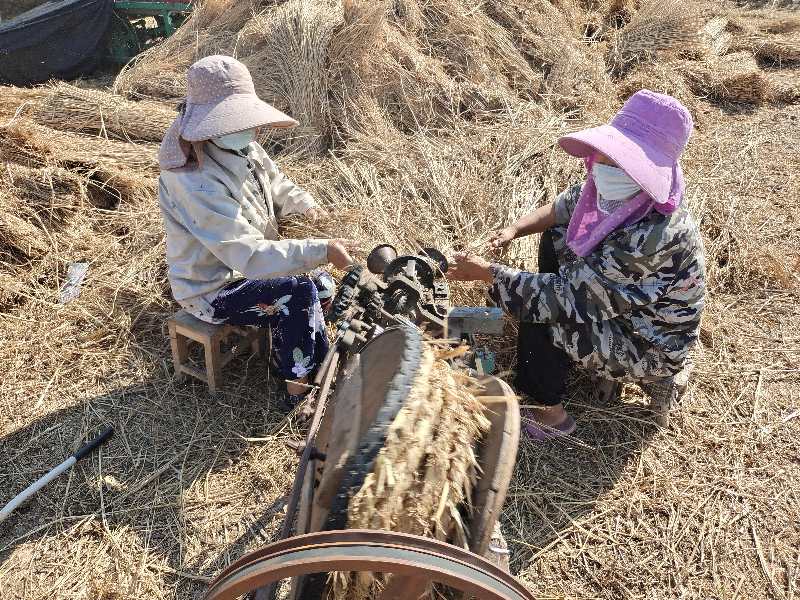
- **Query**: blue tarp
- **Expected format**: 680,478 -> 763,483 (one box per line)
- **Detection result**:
0,0 -> 114,85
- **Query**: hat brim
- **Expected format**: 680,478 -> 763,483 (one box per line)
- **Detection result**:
180,93 -> 298,142
558,125 -> 673,205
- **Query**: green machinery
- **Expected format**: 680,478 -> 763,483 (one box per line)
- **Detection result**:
108,1 -> 192,64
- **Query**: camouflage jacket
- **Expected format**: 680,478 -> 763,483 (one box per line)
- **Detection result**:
489,184 -> 706,381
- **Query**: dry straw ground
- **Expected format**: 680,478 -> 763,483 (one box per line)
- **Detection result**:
1,0 -> 799,598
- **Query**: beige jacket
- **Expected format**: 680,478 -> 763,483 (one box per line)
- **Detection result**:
158,141 -> 328,319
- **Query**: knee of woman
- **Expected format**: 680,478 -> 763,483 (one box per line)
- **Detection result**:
294,276 -> 320,304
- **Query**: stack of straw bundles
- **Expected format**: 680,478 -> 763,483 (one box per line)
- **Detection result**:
35,83 -> 176,143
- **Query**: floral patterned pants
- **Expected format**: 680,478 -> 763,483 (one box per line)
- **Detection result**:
210,275 -> 330,380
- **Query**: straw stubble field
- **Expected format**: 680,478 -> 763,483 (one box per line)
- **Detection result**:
0,0 -> 799,598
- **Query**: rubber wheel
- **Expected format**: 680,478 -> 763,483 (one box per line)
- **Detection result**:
299,324 -> 423,600
323,323 -> 423,530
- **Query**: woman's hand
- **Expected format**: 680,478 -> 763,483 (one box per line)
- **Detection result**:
488,226 -> 517,251
327,239 -> 356,270
447,253 -> 493,283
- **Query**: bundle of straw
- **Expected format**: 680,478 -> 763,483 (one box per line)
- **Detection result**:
0,195 -> 51,260
0,161 -> 90,264
725,15 -> 800,63
34,83 -> 176,143
618,61 -> 701,119
0,121 -> 158,173
749,35 -> 800,63
0,86 -> 46,123
483,0 -> 611,112
242,0 -> 344,154
338,345 -> 491,599
607,0 -> 703,75
701,16 -> 733,56
0,163 -> 87,224
0,121 -> 158,204
768,71 -> 800,103
686,51 -> 768,104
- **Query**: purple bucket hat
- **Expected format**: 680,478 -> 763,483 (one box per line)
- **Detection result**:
159,55 -> 297,169
558,90 -> 693,205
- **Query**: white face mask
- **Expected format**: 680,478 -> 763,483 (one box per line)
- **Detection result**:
592,163 -> 641,202
212,128 -> 257,151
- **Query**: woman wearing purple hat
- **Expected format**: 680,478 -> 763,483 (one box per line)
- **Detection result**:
158,55 -> 354,409
449,90 -> 706,438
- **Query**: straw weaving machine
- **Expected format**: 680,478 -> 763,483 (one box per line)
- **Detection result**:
108,1 -> 192,64
205,246 -> 529,600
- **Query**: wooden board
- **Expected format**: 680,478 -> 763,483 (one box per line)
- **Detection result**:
309,354 -> 363,532
469,376 -> 520,560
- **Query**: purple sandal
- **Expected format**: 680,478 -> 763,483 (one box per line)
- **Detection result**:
521,410 -> 577,441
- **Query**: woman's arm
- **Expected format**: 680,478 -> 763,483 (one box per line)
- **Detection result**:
261,151 -> 320,218
170,182 -> 340,278
488,184 -> 582,250
489,203 -> 556,250
451,232 -> 681,325
513,203 -> 558,237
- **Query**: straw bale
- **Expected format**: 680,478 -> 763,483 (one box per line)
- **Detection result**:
749,34 -> 800,63
0,86 -> 46,123
767,70 -> 800,103
34,83 -> 176,143
325,4 -> 464,138
686,51 -> 768,104
754,14 -> 800,35
483,1 -> 613,113
325,0 -> 393,138
361,27 -> 462,129
618,61 -> 702,120
607,0 -> 704,75
0,163 -> 87,224
701,16 -> 733,56
242,1 -> 344,153
0,121 -> 158,174
0,121 -> 157,204
418,0 -> 542,101
725,14 -> 800,63
3,2 -> 800,599
0,202 -> 50,260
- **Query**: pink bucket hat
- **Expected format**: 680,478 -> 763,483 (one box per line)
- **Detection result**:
159,55 -> 297,169
558,90 -> 693,206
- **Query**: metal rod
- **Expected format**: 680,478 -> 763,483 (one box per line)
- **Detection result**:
253,351 -> 340,600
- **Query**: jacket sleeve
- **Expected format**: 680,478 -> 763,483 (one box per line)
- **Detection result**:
553,183 -> 583,225
488,227 -> 684,324
173,181 -> 328,279
261,152 -> 318,218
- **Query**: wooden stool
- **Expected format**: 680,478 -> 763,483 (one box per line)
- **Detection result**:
167,310 -> 266,393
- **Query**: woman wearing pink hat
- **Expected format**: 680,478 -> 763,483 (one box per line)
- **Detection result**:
158,55 -> 354,409
449,90 -> 706,439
